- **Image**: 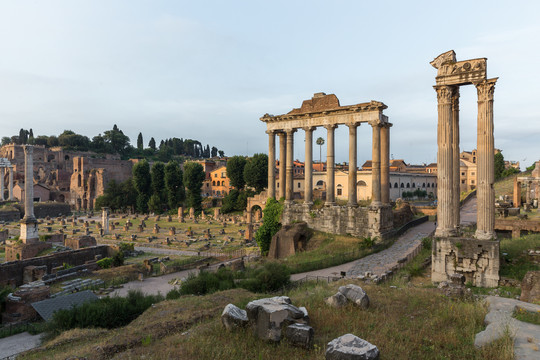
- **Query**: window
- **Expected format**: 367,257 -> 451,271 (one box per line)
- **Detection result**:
427,183 -> 430,187
461,172 -> 465,176
412,183 -> 416,188
337,188 -> 342,196
214,173 -> 217,177
471,180 -> 475,184
406,183 -> 410,188
394,182 -> 398,188
316,180 -> 324,186
212,181 -> 215,186
401,183 -> 404,188
422,183 -> 425,187
462,180 -> 465,184
471,172 -> 475,176
297,182 -> 300,188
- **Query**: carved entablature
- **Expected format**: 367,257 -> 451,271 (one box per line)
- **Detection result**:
434,57 -> 487,86
260,93 -> 388,132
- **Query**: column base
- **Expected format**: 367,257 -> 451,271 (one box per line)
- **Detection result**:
434,227 -> 457,238
475,230 -> 497,241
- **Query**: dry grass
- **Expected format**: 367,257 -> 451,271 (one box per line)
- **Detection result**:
20,280 -> 514,360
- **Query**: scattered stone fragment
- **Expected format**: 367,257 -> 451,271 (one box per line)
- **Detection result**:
285,323 -> 314,349
338,284 -> 370,309
325,292 -> 348,308
221,303 -> 249,331
326,333 -> 379,360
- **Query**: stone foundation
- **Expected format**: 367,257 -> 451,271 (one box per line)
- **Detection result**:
5,241 -> 51,261
432,237 -> 499,288
282,203 -> 393,240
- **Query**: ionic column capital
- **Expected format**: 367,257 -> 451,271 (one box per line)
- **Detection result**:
302,126 -> 316,133
324,124 -> 338,130
285,128 -> 297,135
368,120 -> 382,128
346,122 -> 360,129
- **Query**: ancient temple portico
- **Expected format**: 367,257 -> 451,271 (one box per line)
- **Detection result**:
261,93 -> 393,240
430,51 -> 499,288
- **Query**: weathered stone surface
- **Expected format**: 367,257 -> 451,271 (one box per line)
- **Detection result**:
285,323 -> 314,349
268,222 -> 310,259
520,270 -> 540,303
326,334 -> 379,360
338,285 -> 369,309
221,303 -> 248,331
325,292 -> 348,308
245,296 -> 306,342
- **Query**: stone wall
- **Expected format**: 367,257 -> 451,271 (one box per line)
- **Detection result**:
282,203 -> 394,240
0,245 -> 110,287
9,202 -> 71,219
0,207 -> 20,222
431,237 -> 499,288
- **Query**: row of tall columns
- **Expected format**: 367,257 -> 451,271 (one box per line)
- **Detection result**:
434,79 -> 497,239
267,122 -> 391,207
0,167 -> 15,201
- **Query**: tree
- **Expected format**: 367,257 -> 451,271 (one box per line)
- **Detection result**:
227,156 -> 247,189
164,161 -> 185,209
137,132 -> 144,151
183,162 -> 205,211
1,137 -> 11,146
218,150 -> 224,157
316,137 -> 325,164
254,198 -> 282,255
149,137 -> 156,151
103,125 -> 130,155
494,152 -> 505,180
132,160 -> 151,213
211,146 -> 218,158
244,153 -> 268,193
150,162 -> 166,207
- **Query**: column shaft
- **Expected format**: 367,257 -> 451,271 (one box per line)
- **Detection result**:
434,86 -> 456,237
278,133 -> 287,199
0,168 -> 4,201
285,129 -> 295,202
23,145 -> 35,220
8,167 -> 13,201
371,122 -> 382,206
304,127 -> 314,204
381,124 -> 392,205
347,124 -> 358,206
452,89 -> 460,230
526,182 -> 531,204
325,125 -> 336,205
267,131 -> 276,199
475,79 -> 497,240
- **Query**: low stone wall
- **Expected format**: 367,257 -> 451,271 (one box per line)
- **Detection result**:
495,218 -> 540,238
0,245 -> 110,287
0,208 -> 21,222
282,203 -> 394,240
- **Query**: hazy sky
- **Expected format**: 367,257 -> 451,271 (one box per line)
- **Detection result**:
1,1 -> 539,168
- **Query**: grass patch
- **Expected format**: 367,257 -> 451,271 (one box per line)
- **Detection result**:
281,232 -> 390,274
513,306 -> 540,325
500,233 -> 540,281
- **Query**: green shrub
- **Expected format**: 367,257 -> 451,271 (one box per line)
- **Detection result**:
118,242 -> 135,252
97,257 -> 113,269
421,237 -> 432,249
180,268 -> 235,296
254,198 -> 282,254
166,288 -> 181,300
46,290 -> 163,337
239,262 -> 290,293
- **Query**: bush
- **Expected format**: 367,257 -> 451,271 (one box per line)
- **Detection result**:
239,262 -> 290,293
46,290 -> 163,336
254,198 -> 282,254
179,268 -> 235,296
97,257 -> 113,269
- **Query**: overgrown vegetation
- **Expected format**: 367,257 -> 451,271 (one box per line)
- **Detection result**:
254,198 -> 283,254
500,233 -> 540,281
513,307 -> 540,325
44,290 -> 163,339
178,262 -> 290,296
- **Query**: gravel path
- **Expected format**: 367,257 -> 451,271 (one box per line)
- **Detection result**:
0,332 -> 42,360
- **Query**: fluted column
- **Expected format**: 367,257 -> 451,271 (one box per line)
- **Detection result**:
475,78 -> 497,240
0,168 -> 4,201
370,121 -> 382,206
381,123 -> 392,205
526,182 -> 531,204
347,123 -> 358,206
102,207 -> 110,235
285,129 -> 296,203
8,167 -> 13,201
304,127 -> 315,204
452,89 -> 460,231
267,130 -> 276,199
325,124 -> 337,206
278,133 -> 287,199
434,85 -> 456,237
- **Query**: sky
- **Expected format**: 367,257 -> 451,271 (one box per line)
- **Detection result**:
0,1 -> 539,168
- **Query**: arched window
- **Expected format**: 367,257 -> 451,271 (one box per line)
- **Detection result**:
401,183 -> 404,188
406,183 -> 410,188
212,181 -> 215,186
422,183 -> 425,187
394,182 -> 398,188
357,180 -> 367,187
412,183 -> 416,188
427,183 -> 430,187
316,180 -> 324,186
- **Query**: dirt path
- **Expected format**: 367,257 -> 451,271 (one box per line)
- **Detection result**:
0,332 -> 42,360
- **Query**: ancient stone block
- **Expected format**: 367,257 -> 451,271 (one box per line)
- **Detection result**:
520,271 -> 540,303
326,334 -> 379,360
338,284 -> 370,309
285,323 -> 314,349
325,292 -> 348,308
221,304 -> 249,331
268,222 -> 310,259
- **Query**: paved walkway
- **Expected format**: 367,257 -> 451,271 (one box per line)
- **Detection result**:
475,296 -> 540,359
0,332 -> 42,360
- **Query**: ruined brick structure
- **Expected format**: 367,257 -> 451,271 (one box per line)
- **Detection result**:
69,156 -> 135,210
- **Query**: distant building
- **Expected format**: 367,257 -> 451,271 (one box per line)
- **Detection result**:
202,166 -> 232,197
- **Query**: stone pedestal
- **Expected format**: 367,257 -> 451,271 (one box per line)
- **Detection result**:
432,237 -> 499,288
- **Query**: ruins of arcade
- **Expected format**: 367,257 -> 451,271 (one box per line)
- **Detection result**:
260,93 -> 394,240
0,158 -> 15,201
430,50 -> 499,288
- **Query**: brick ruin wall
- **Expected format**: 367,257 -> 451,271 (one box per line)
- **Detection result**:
0,245 -> 111,287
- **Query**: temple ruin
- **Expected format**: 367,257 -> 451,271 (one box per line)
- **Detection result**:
430,50 -> 500,287
260,93 -> 394,240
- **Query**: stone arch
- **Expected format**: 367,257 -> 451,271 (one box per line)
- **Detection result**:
357,180 -> 367,187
